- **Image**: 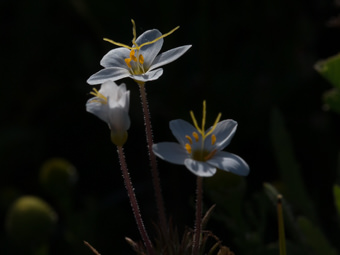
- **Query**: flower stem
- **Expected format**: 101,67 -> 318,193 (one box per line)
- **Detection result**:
192,176 -> 203,255
117,145 -> 154,255
137,82 -> 167,232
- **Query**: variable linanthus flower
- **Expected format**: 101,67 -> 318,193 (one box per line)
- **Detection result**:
152,101 -> 249,177
87,19 -> 191,85
86,80 -> 130,146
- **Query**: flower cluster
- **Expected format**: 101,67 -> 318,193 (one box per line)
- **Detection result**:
85,19 -> 249,255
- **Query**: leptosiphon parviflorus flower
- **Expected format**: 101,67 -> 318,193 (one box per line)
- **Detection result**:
152,101 -> 249,177
87,19 -> 191,85
86,80 -> 130,146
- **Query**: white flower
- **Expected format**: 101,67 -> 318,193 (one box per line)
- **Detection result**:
87,20 -> 191,85
152,102 -> 249,177
86,80 -> 130,146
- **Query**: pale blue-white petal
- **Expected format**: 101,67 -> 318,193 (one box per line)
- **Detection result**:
130,68 -> 163,82
206,120 -> 238,151
184,158 -> 217,177
152,142 -> 188,165
136,29 -> 163,69
169,119 -> 198,146
87,67 -> 131,85
99,80 -> 120,99
86,98 -> 109,124
208,151 -> 249,176
149,45 -> 192,71
100,47 -> 131,68
108,106 -> 130,132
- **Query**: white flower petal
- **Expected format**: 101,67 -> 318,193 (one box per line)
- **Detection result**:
184,158 -> 217,177
136,29 -> 163,68
130,68 -> 163,82
208,151 -> 249,176
108,106 -> 130,132
87,68 -> 130,85
169,119 -> 198,146
86,98 -> 109,124
100,47 -> 131,68
149,45 -> 192,71
207,120 -> 238,150
152,142 -> 188,164
99,80 -> 120,98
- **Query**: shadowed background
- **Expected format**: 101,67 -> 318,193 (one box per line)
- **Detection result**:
1,0 -> 340,254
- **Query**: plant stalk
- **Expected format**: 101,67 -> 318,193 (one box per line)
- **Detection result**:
192,176 -> 203,255
137,81 -> 167,232
117,145 -> 154,255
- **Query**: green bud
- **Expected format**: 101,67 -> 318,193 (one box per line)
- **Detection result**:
39,158 -> 77,195
111,130 -> 128,146
6,196 -> 57,246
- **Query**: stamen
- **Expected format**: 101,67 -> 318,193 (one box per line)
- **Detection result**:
139,54 -> 144,64
130,50 -> 137,61
90,88 -> 108,104
192,132 -> 199,142
186,135 -> 193,144
185,143 -> 192,154
204,149 -> 217,161
211,134 -> 216,145
125,58 -> 132,68
205,113 -> 222,137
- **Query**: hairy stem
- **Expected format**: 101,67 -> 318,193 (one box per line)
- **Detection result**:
117,146 -> 154,255
138,81 -> 167,232
192,176 -> 203,255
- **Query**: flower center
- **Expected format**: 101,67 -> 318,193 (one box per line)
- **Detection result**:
103,19 -> 179,74
185,132 -> 217,161
184,101 -> 221,162
124,49 -> 145,75
90,88 -> 108,104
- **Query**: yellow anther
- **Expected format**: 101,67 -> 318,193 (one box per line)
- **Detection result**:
204,149 -> 217,161
130,50 -> 137,61
211,134 -> 216,145
139,54 -> 144,64
90,88 -> 108,104
185,135 -> 193,144
192,132 -> 199,142
185,143 -> 192,154
125,58 -> 132,68
124,50 -> 138,68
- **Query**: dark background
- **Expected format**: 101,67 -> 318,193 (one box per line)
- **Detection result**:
1,0 -> 340,254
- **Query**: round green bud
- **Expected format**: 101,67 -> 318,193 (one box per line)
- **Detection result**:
111,130 -> 128,146
6,196 -> 57,246
39,158 -> 77,195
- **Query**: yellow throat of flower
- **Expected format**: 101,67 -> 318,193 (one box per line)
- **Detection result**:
103,19 -> 179,70
185,101 -> 222,161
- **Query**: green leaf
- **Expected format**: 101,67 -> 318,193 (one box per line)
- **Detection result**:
323,88 -> 340,114
297,217 -> 337,255
333,184 -> 340,218
270,108 -> 316,221
315,53 -> 340,89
